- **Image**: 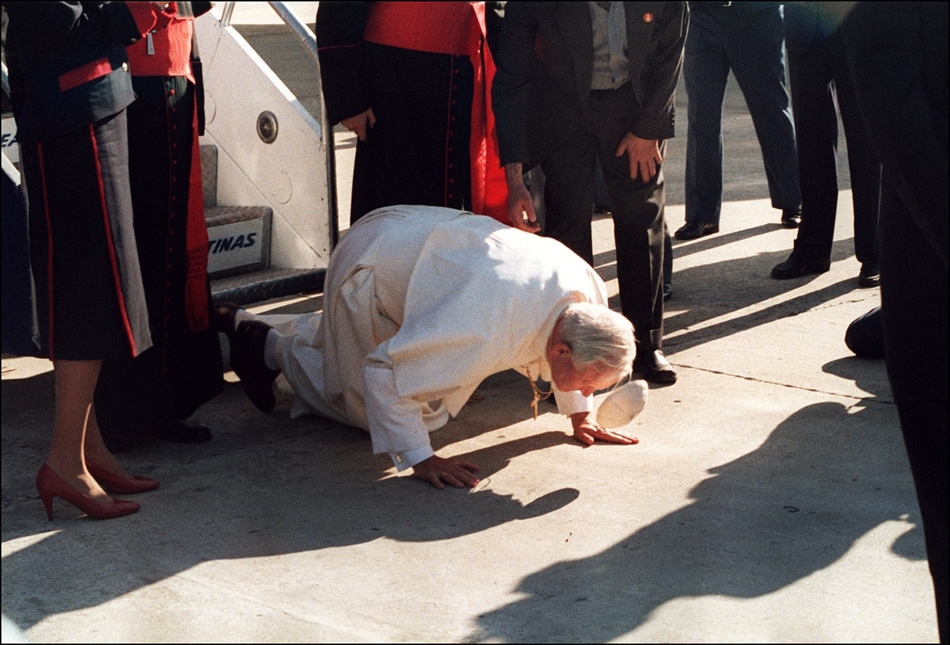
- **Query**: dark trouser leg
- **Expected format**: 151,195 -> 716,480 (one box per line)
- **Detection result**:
828,35 -> 881,265
582,82 -> 667,353
539,130 -> 598,265
601,144 -> 667,352
727,5 -> 801,212
896,400 -> 949,643
787,46 -> 839,264
683,9 -> 729,226
879,179 -> 949,643
664,223 -> 673,288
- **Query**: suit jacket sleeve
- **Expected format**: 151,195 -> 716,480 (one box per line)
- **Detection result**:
315,1 -> 372,126
628,1 -> 688,141
491,2 -> 540,166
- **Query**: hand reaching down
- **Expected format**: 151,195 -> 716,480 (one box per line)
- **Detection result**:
412,455 -> 481,490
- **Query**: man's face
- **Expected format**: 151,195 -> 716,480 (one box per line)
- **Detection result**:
550,350 -> 617,397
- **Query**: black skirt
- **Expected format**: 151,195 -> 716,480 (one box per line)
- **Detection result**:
21,110 -> 152,361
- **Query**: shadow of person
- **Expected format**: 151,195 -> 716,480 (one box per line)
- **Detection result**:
467,400 -> 922,642
822,355 -> 891,402
0,391 -> 580,631
602,236 -> 864,358
821,356 -> 927,562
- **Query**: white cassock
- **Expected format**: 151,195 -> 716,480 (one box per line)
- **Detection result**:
259,206 -> 609,470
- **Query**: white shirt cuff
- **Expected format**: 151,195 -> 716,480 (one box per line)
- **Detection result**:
391,445 -> 436,471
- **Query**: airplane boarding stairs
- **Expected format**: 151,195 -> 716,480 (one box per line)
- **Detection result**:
196,2 -> 337,306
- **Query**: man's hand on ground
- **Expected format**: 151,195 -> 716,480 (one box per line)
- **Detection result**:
412,455 -> 481,490
571,412 -> 639,446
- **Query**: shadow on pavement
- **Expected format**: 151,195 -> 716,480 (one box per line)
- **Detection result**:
466,397 -> 922,643
598,234 -> 869,354
0,370 -> 582,630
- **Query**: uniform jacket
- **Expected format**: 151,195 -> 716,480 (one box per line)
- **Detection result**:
5,1 -> 174,144
492,1 -> 689,165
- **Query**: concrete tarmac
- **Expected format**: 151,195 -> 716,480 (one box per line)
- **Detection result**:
1,3 -> 939,643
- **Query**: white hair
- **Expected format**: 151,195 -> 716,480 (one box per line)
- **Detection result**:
557,302 -> 636,382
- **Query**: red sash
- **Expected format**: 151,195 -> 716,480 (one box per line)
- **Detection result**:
126,18 -> 195,82
185,97 -> 210,333
364,2 -> 508,223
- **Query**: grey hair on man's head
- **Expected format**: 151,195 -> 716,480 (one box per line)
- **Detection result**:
557,302 -> 636,381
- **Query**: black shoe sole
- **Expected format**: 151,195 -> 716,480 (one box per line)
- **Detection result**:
674,223 -> 720,240
643,368 -> 677,384
233,321 -> 280,414
771,263 -> 830,280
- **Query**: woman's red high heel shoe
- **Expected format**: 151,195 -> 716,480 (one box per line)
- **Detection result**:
36,464 -> 140,520
87,462 -> 160,494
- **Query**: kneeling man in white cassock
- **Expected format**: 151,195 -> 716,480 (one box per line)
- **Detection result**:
219,206 -> 646,489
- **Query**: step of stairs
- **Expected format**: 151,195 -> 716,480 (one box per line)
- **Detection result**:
200,144 -> 325,305
206,204 -> 271,279
210,267 -> 325,307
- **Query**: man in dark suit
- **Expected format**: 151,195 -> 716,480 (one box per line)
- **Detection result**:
842,3 -> 948,641
770,2 -> 882,288
674,1 -> 802,240
492,2 -> 689,384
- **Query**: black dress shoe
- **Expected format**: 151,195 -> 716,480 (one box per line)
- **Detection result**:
232,320 -> 281,413
663,282 -> 673,301
845,306 -> 885,359
213,301 -> 240,341
674,221 -> 719,240
633,349 -> 677,384
781,209 -> 801,228
770,254 -> 830,279
158,420 -> 213,444
858,262 -> 880,288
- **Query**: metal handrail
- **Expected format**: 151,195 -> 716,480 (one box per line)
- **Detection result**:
219,1 -> 236,28
1,62 -> 10,100
217,1 -> 339,250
